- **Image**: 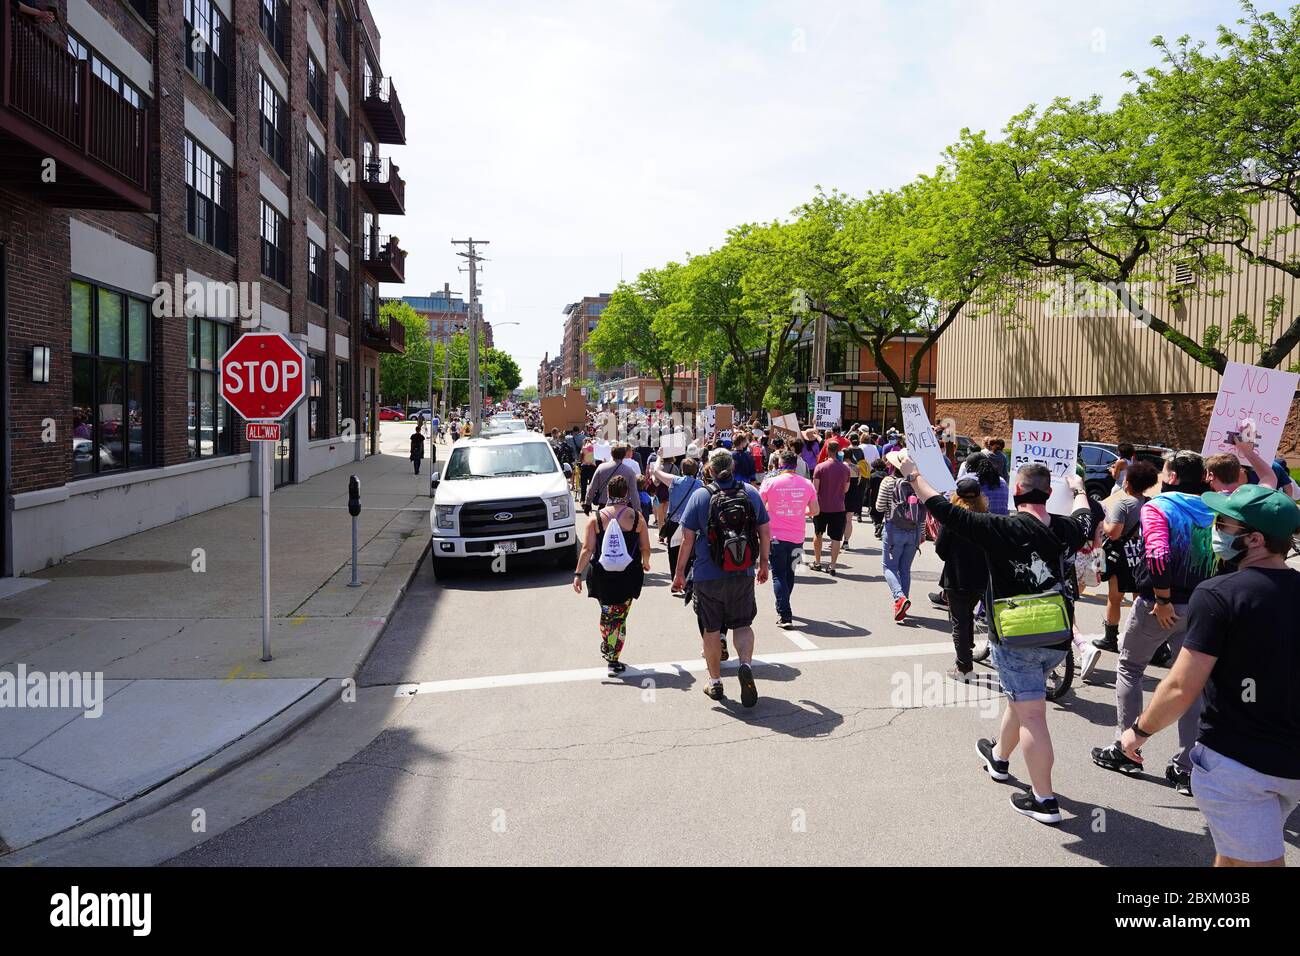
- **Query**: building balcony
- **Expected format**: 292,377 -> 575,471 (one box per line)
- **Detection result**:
360,156 -> 404,215
360,311 -> 406,354
362,232 -> 406,283
0,11 -> 150,211
362,74 -> 405,145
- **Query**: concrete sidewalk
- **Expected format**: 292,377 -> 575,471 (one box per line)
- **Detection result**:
0,423 -> 437,854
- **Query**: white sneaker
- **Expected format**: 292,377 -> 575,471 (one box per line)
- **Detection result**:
1079,642 -> 1102,682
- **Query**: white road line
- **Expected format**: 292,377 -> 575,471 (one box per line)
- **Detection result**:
782,629 -> 819,651
391,641 -> 953,697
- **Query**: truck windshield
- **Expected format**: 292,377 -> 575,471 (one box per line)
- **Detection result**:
444,443 -> 558,479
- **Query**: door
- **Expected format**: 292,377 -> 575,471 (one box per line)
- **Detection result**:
274,415 -> 295,487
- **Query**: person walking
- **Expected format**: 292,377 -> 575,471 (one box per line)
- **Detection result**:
900,452 -> 1093,826
875,456 -> 927,621
759,450 -> 820,628
573,475 -> 652,676
583,443 -> 640,512
409,423 -> 426,475
843,432 -> 868,532
1117,485 -> 1300,866
652,454 -> 702,574
867,457 -> 888,539
673,448 -> 771,706
811,439 -> 852,575
936,477 -> 990,681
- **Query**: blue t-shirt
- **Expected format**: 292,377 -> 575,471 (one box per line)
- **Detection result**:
681,478 -> 770,581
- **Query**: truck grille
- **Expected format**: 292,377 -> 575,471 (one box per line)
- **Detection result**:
459,498 -> 549,537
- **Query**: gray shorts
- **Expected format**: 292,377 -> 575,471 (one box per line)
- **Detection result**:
693,574 -> 757,633
1190,742 -> 1300,863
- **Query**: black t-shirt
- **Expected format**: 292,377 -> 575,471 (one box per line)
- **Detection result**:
1182,566 -> 1300,779
844,446 -> 865,483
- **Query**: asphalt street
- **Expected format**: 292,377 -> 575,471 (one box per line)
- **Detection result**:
169,513 -> 1300,866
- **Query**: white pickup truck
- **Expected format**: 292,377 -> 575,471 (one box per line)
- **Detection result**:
428,431 -> 578,579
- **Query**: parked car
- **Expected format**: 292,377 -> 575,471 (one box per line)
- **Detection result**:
1079,442 -> 1172,500
378,407 -> 405,422
407,407 -> 433,423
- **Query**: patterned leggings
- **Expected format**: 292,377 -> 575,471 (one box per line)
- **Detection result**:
600,601 -> 633,661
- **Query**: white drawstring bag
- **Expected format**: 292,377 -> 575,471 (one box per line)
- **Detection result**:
598,508 -> 633,572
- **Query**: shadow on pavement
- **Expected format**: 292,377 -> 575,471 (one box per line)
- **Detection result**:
710,697 -> 844,738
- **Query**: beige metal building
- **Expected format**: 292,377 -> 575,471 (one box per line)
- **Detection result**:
936,197 -> 1300,463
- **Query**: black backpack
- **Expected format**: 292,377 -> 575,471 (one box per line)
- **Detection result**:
705,481 -> 758,572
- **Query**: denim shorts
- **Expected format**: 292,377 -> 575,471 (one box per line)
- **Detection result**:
990,642 -> 1067,702
1190,742 -> 1300,863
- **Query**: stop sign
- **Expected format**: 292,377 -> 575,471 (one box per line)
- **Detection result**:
219,332 -> 307,421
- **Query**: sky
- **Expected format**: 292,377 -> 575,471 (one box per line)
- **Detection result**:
372,0 -> 1286,382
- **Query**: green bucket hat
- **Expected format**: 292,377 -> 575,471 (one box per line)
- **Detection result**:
1201,484 -> 1300,539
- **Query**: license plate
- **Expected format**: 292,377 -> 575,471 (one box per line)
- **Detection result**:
493,541 -> 518,554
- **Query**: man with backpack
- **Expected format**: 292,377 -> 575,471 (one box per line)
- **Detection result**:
673,448 -> 771,706
875,456 -> 928,621
898,452 -> 1093,826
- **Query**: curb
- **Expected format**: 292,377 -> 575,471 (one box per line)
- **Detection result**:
3,537 -> 431,865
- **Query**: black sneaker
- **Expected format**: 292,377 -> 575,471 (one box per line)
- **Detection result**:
720,636 -> 729,662
1151,642 -> 1173,668
1010,791 -> 1062,825
1165,763 -> 1194,796
976,738 -> 1010,781
1092,634 -> 1119,653
929,591 -> 949,609
703,682 -> 725,701
828,566 -> 837,577
776,617 -> 793,629
738,663 -> 758,708
607,660 -> 626,675
1092,744 -> 1143,775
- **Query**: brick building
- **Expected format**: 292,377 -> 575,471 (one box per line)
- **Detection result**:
399,292 -> 491,348
1,0 -> 408,575
560,293 -> 609,386
784,330 -> 939,427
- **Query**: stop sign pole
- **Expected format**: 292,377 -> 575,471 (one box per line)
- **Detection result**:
218,332 -> 308,662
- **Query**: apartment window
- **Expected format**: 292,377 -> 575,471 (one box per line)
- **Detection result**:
66,32 -> 144,108
362,283 -> 377,325
306,139 -> 327,210
258,74 -> 288,169
307,241 -> 327,307
336,361 -> 351,431
334,99 -> 349,155
260,200 -> 289,286
184,0 -> 232,108
334,3 -> 351,65
335,262 -> 350,320
306,54 -> 326,120
185,136 -> 231,253
308,352 -> 328,439
333,171 -> 350,237
71,281 -> 152,476
188,316 -> 234,459
260,0 -> 287,60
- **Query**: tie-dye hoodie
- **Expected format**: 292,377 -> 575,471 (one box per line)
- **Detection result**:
1137,491 -> 1216,602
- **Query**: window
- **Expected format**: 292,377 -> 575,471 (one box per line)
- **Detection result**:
335,262 -> 350,320
71,280 -> 152,476
258,74 -> 287,169
333,171 -> 350,237
335,3 -> 351,64
66,32 -> 144,108
260,0 -> 287,60
362,283 -> 377,324
336,361 -> 351,431
188,317 -> 234,459
309,353 -> 328,439
184,0 -> 232,108
334,99 -> 349,155
185,136 -> 231,253
306,54 -> 326,119
307,241 -> 327,307
260,200 -> 289,286
306,139 -> 327,210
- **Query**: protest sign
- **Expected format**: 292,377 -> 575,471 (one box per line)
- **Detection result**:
768,411 -> 800,442
659,431 -> 687,458
1200,361 -> 1299,466
900,397 -> 956,494
814,391 -> 841,430
715,405 -> 734,431
1012,419 -> 1080,515
593,441 -> 612,462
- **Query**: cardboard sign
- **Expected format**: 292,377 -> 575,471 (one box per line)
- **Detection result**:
814,391 -> 841,430
1201,361 -> 1299,466
900,397 -> 956,494
1012,419 -> 1080,515
715,405 -> 734,431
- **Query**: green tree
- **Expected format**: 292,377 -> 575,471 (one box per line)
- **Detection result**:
518,384 -> 538,402
378,300 -> 430,409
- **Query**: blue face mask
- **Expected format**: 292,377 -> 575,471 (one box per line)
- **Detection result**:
1211,527 -> 1246,561
836,452 -> 845,461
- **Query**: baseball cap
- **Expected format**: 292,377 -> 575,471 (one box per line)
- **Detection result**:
956,477 -> 981,499
1202,485 -> 1300,539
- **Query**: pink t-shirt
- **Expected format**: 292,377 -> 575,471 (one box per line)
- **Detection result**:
760,471 -> 817,543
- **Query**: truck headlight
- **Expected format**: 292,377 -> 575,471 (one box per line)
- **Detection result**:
435,505 -> 456,530
547,495 -> 570,521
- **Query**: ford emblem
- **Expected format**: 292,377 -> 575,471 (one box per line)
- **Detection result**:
494,512 -> 513,522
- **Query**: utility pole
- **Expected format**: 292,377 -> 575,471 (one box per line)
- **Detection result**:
433,281 -> 458,423
808,308 -> 828,424
452,238 -> 489,436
